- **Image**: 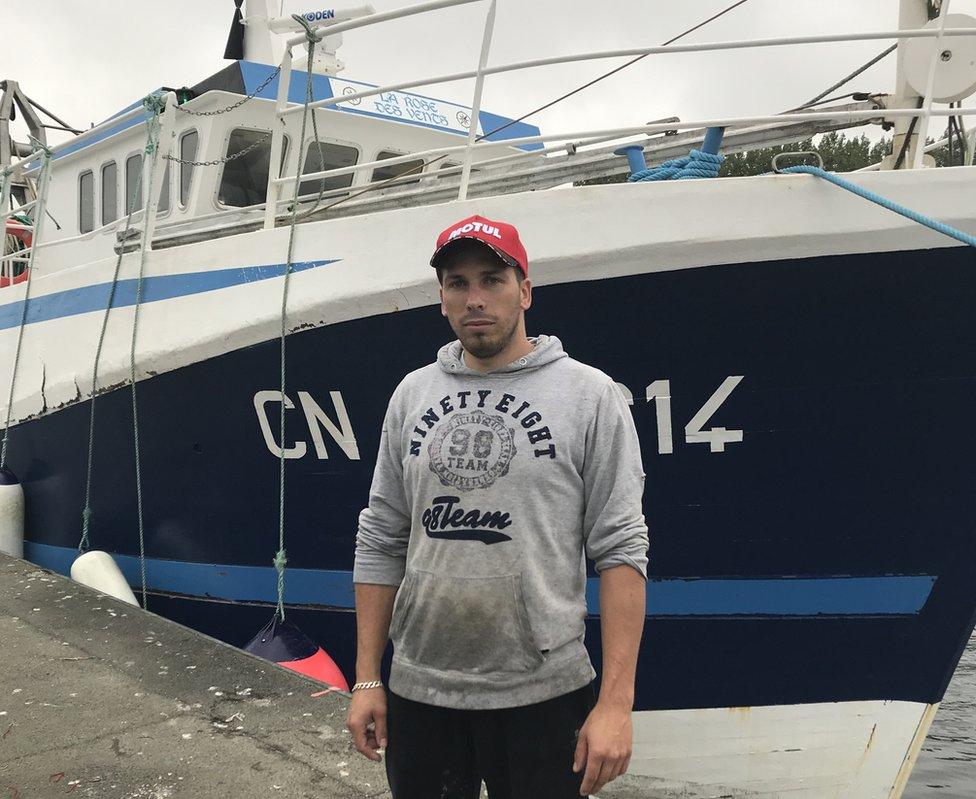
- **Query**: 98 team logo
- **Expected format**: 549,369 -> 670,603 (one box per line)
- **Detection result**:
428,410 -> 516,491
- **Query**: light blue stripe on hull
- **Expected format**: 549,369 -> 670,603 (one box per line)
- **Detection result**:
26,542 -> 935,617
0,259 -> 336,331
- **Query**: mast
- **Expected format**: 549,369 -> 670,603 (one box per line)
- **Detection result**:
243,0 -> 281,65
884,0 -> 932,169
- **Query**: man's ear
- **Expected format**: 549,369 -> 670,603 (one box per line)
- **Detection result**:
520,278 -> 532,311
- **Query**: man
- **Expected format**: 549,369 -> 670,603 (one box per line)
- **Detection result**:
348,214 -> 648,799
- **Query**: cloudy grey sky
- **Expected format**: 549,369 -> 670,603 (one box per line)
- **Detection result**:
3,1 -> 976,148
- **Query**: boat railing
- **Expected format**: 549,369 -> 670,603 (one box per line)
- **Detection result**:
1,164 -> 40,279
283,108 -> 975,185
0,95 -> 172,258
4,1 -> 974,253
0,93 -> 177,266
260,0 -> 976,230
0,198 -> 35,225
146,100 -> 895,249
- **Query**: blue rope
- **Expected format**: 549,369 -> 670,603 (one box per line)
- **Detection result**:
780,165 -> 976,249
629,149 -> 724,182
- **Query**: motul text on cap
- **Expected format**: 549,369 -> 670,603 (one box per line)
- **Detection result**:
430,214 -> 529,277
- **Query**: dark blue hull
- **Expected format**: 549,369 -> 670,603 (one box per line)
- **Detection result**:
16,244 -> 976,713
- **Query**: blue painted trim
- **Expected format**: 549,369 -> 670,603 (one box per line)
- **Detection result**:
22,110 -> 151,172
26,542 -> 935,616
240,62 -> 543,151
0,259 -> 337,331
477,109 -> 545,152
587,574 -> 935,616
27,541 -> 356,607
23,97 -> 163,172
241,61 -> 335,106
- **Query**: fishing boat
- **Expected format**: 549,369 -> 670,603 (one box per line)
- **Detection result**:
3,0 -> 976,795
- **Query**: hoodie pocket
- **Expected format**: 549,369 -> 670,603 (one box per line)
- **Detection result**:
391,569 -> 545,674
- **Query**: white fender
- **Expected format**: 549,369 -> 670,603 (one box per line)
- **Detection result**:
0,469 -> 25,559
70,550 -> 139,607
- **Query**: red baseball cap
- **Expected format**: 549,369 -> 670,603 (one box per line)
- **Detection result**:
430,214 -> 528,277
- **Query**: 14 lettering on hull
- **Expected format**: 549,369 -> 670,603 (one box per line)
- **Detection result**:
252,377 -> 744,461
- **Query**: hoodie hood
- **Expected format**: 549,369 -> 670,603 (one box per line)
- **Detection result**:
436,334 -> 568,377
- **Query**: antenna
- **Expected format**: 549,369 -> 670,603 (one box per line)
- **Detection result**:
228,2 -> 376,72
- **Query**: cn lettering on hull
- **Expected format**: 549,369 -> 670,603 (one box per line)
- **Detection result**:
254,390 -> 360,460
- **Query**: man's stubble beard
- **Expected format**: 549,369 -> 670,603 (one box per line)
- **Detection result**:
456,310 -> 521,360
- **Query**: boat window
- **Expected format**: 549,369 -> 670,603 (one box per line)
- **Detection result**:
158,163 -> 171,213
217,129 -> 288,208
299,141 -> 358,198
78,170 -> 94,233
125,153 -> 143,214
180,130 -> 199,207
125,154 -> 170,215
101,161 -> 118,225
371,150 -> 425,185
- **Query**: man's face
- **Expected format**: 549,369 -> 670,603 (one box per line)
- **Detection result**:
439,247 -> 531,361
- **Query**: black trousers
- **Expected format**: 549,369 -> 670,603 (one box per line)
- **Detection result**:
385,683 -> 596,799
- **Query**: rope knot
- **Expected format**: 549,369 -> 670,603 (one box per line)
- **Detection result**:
273,548 -> 288,572
628,148 -> 725,182
142,91 -> 168,117
292,13 -> 324,44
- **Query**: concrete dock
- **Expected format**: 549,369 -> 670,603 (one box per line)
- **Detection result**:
0,552 -> 389,798
0,553 -> 689,799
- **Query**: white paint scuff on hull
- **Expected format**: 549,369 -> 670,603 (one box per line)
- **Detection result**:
612,700 -> 932,799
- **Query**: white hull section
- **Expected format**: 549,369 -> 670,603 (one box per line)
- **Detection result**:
610,700 -> 935,799
8,166 -> 976,426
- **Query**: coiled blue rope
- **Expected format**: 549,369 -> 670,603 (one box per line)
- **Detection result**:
780,164 -> 976,248
629,149 -> 724,182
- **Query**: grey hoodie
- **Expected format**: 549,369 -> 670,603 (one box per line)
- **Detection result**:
354,335 -> 648,709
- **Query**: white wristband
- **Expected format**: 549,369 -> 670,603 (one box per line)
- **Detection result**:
351,680 -> 383,692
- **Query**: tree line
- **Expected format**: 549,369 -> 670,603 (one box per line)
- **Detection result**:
720,130 -> 962,176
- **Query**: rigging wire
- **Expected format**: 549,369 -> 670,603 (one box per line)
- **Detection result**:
21,94 -> 82,135
467,0 -> 754,145
298,0 -> 754,216
791,92 -> 861,110
788,44 -> 896,112
894,97 -> 924,170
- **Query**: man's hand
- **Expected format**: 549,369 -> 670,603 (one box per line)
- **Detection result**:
349,583 -> 397,761
347,687 -> 388,762
573,699 -> 633,796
